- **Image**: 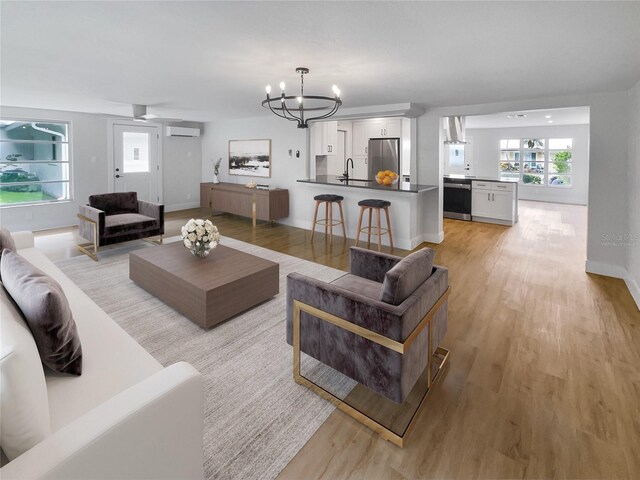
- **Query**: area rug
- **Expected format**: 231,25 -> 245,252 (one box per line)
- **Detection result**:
54,237 -> 354,480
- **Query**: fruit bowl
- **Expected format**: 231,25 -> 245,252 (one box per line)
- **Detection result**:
375,170 -> 399,186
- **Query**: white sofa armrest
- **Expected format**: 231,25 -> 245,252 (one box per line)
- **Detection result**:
0,362 -> 204,480
10,231 -> 34,250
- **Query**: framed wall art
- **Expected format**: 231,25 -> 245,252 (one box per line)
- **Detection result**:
228,139 -> 271,178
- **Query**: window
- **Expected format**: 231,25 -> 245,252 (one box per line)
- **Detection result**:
499,138 -> 573,187
0,120 -> 71,206
123,132 -> 150,173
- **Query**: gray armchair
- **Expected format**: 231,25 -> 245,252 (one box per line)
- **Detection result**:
77,192 -> 164,260
286,246 -> 449,446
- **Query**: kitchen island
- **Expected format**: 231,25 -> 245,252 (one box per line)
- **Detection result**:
297,176 -> 438,250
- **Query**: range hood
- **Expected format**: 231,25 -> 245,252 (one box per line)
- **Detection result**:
443,116 -> 467,144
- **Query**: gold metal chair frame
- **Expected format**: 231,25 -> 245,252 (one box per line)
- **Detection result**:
76,214 -> 163,261
293,286 -> 450,447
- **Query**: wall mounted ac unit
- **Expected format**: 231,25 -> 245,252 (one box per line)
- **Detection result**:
165,126 -> 200,137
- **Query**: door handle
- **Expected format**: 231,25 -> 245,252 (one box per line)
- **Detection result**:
365,146 -> 367,154
487,193 -> 490,201
365,157 -> 367,164
492,193 -> 495,201
115,174 -> 124,178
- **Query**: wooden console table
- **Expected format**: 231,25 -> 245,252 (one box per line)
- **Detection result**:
200,182 -> 289,226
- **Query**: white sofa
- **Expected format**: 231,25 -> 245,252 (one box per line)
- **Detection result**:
0,232 -> 204,480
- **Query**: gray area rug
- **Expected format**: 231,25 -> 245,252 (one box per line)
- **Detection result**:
55,237 -> 354,480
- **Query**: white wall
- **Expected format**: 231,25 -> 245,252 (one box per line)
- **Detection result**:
162,121 -> 203,212
0,106 -> 202,230
201,115 -> 308,228
626,81 -> 640,309
465,124 -> 590,205
415,90 -> 630,278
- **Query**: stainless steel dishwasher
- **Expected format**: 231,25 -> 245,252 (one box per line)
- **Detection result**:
443,177 -> 473,220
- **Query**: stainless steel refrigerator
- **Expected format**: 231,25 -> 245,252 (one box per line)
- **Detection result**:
367,138 -> 400,179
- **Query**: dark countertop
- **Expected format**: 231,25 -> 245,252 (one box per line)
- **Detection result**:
298,176 -> 437,194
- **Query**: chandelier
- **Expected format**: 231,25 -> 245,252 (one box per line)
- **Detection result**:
262,67 -> 342,129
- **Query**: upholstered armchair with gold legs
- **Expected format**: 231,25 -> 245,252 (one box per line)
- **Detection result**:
77,192 -> 164,260
286,246 -> 449,446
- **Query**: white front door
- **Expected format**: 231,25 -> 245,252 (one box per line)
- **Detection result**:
113,124 -> 160,202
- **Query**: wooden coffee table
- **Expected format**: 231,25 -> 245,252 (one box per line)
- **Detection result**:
129,242 -> 279,329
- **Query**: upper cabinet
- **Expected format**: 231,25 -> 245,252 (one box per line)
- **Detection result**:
313,120 -> 338,155
368,118 -> 402,138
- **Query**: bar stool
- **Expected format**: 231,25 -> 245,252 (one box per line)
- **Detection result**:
355,199 -> 394,252
311,194 -> 346,244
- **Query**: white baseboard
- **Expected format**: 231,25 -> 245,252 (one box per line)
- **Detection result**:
585,260 -> 640,311
625,276 -> 640,311
165,202 -> 201,213
585,260 -> 628,279
420,231 -> 445,245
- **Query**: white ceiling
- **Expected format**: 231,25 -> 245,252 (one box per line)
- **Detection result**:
1,1 -> 639,122
466,106 -> 590,129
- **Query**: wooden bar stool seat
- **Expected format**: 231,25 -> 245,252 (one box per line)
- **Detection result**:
355,199 -> 394,252
311,194 -> 346,244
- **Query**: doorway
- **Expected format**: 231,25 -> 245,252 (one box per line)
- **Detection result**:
111,123 -> 160,202
444,140 -> 473,176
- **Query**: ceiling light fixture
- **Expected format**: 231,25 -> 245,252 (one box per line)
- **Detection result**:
547,120 -> 553,123
545,115 -> 552,118
262,67 -> 342,129
506,114 -> 527,118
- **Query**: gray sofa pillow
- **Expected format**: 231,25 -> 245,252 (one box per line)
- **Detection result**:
0,250 -> 83,375
380,247 -> 436,306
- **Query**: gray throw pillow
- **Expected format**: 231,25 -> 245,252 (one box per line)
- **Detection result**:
380,248 -> 436,306
1,227 -> 16,255
1,250 -> 82,375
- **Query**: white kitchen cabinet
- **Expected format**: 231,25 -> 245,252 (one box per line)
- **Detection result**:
384,118 -> 402,137
472,190 -> 493,218
352,155 -> 368,179
471,181 -> 517,225
368,118 -> 402,138
353,121 -> 368,155
313,120 -> 338,155
327,152 -> 343,176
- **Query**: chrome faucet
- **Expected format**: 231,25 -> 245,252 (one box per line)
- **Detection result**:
344,158 -> 354,180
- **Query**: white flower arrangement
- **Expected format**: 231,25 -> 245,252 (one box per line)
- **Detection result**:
181,218 -> 220,258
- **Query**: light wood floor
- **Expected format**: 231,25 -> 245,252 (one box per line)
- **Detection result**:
34,201 -> 640,479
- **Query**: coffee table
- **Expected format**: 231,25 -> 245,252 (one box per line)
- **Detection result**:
129,241 -> 279,329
